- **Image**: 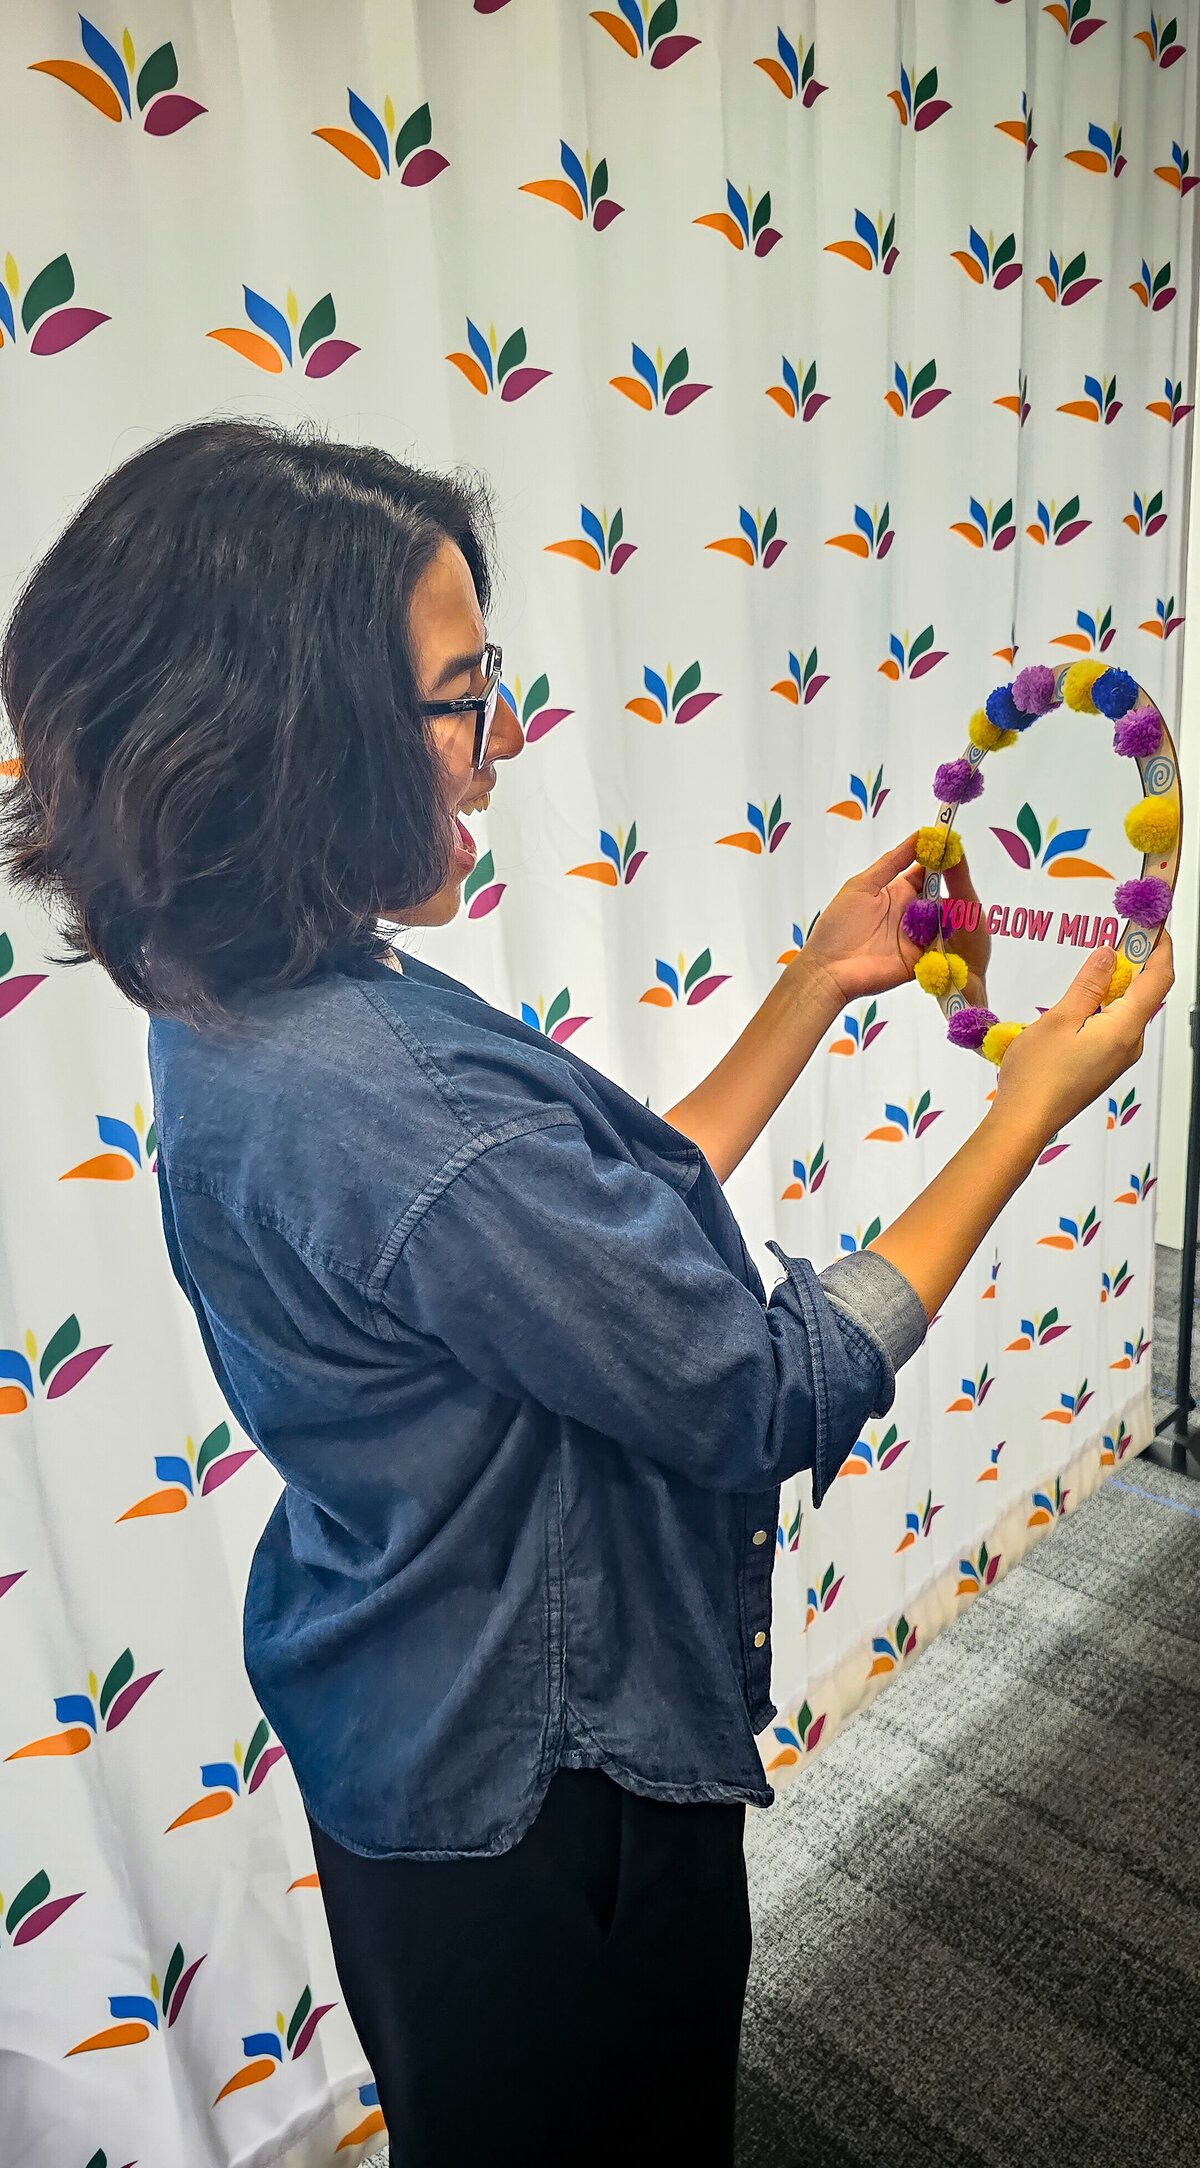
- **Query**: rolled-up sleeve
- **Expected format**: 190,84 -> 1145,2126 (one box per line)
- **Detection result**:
378,1112 -> 925,1504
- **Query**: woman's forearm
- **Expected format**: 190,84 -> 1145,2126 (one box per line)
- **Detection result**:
662,954 -> 841,1182
870,1100 -> 1047,1319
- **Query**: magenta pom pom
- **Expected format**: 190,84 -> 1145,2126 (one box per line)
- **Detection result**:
901,898 -> 941,949
1011,665 -> 1056,716
1113,875 -> 1172,927
934,759 -> 984,805
1092,667 -> 1139,719
1113,706 -> 1163,758
946,1006 -> 998,1050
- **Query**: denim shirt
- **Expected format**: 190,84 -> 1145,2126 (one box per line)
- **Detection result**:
146,948 -> 926,1859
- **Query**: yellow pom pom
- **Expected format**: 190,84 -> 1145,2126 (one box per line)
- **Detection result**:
1062,660 -> 1106,712
1124,795 -> 1179,854
969,708 -> 1018,752
1101,955 -> 1134,1007
914,824 -> 964,871
946,951 -> 969,991
981,1020 -> 1024,1066
915,949 -> 950,995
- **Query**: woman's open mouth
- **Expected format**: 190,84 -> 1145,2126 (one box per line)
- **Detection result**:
453,786 -> 492,876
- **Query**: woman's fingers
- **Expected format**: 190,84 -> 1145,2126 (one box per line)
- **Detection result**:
855,832 -> 920,888
941,851 -> 980,904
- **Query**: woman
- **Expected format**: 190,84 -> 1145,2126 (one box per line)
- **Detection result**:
0,421 -> 1169,2166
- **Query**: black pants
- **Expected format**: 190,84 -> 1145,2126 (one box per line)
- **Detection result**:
309,1767 -> 752,2166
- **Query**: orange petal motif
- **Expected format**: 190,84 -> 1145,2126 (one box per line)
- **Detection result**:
639,988 -> 674,1007
716,832 -> 763,852
1066,150 -> 1108,171
705,537 -> 756,563
950,522 -> 985,546
166,1791 -> 233,1831
1139,619 -> 1165,637
338,2110 -> 388,2149
1038,1234 -> 1076,1249
7,1725 -> 93,1759
0,1386 -> 28,1415
828,801 -> 864,821
781,1181 -> 805,1199
447,352 -> 489,395
60,1152 -> 135,1182
610,375 -> 654,409
117,1489 -> 188,1521
1123,514 -> 1141,532
887,90 -> 909,120
995,119 -> 1027,143
214,2057 -> 278,2103
1133,27 -> 1155,51
755,57 -> 794,96
1058,399 -> 1100,419
877,659 -> 901,679
884,390 -> 905,416
520,179 -> 584,217
771,678 -> 799,701
207,328 -> 284,373
868,1656 -> 895,1676
865,1125 -> 904,1142
766,386 -> 797,416
1147,401 -> 1174,420
694,213 -> 745,248
566,862 -> 619,884
829,1038 -> 855,1055
29,59 -> 122,120
1046,858 -> 1112,879
994,394 -> 1022,415
311,127 -> 382,178
1035,276 -> 1058,301
66,2021 -> 151,2056
288,1872 -> 321,1891
951,251 -> 986,283
1155,165 -> 1182,188
1051,632 -> 1094,650
826,534 -> 871,557
1046,4 -> 1071,27
544,540 -> 603,568
0,757 -> 19,776
591,11 -> 640,55
824,240 -> 875,269
625,697 -> 663,723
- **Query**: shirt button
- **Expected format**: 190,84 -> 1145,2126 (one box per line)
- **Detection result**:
754,1631 -> 767,1649
752,1528 -> 768,1546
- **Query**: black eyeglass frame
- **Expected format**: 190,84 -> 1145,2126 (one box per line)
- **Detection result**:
417,642 -> 504,770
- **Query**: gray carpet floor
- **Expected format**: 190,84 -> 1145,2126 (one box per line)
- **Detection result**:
363,1247 -> 1200,2168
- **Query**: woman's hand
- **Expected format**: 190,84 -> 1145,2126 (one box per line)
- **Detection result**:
991,934 -> 1174,1151
798,832 -> 988,1006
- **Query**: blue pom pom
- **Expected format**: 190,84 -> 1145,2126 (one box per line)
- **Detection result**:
1091,667 -> 1138,719
986,683 -> 1029,731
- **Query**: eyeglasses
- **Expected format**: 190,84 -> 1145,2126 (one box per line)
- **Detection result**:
417,641 -> 503,771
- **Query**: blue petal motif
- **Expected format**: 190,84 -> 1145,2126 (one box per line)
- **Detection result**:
97,1115 -> 140,1163
643,666 -> 668,712
632,343 -> 658,400
580,505 -> 605,557
0,1349 -> 33,1394
0,282 -> 14,343
348,87 -> 389,172
109,1996 -> 158,2027
520,1003 -> 540,1031
656,959 -> 680,997
1087,122 -> 1112,160
201,1760 -> 241,1791
618,0 -> 645,50
850,775 -> 868,811
243,287 -> 291,365
969,226 -> 989,273
80,15 -> 131,113
466,319 -> 493,386
54,1693 -> 96,1730
1083,373 -> 1103,406
885,1103 -> 908,1131
1042,828 -> 1089,864
726,182 -> 750,243
853,504 -> 874,540
599,830 -> 621,868
243,2031 -> 284,2062
154,1454 -> 193,1490
889,633 -> 904,664
559,140 -> 589,211
747,804 -> 766,842
969,496 -> 987,532
777,27 -> 799,90
782,357 -> 799,403
738,505 -> 758,548
854,209 -> 879,261
894,362 -> 907,400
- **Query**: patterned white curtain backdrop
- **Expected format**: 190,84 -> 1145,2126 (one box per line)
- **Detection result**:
1,2 -> 1197,2160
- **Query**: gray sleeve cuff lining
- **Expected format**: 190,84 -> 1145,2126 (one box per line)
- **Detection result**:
816,1249 -> 929,1406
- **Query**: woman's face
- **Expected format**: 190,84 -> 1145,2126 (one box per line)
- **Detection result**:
397,538 -> 523,926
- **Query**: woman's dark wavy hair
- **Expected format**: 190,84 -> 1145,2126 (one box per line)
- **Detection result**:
0,417 -> 495,1032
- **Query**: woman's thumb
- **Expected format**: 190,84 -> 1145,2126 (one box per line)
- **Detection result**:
1055,945 -> 1117,1024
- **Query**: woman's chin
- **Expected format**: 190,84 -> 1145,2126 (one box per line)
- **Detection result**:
390,877 -> 464,928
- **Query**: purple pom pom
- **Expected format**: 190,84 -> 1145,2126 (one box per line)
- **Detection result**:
1092,667 -> 1138,719
947,1006 -> 998,1050
1012,664 -> 1056,716
1113,875 -> 1172,928
986,683 -> 1028,731
1113,706 -> 1162,758
934,759 -> 984,805
902,898 -> 941,949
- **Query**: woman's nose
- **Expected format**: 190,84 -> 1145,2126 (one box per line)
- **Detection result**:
491,692 -> 524,762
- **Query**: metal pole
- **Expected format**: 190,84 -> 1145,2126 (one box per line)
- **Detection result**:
1151,880 -> 1200,1473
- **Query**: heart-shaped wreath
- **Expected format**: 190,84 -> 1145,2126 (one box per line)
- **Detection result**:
901,661 -> 1180,1062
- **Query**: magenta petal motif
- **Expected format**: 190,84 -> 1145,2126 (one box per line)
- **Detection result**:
143,94 -> 207,135
304,340 -> 359,379
29,309 -> 109,356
